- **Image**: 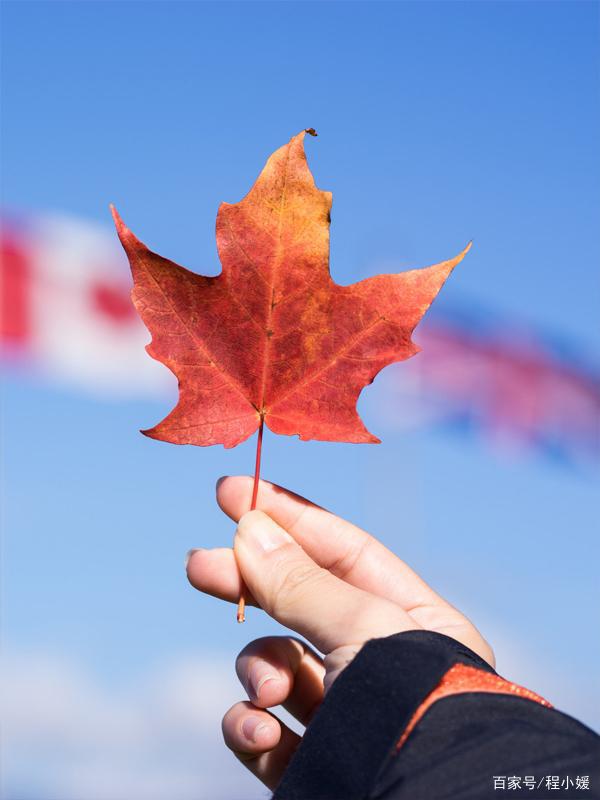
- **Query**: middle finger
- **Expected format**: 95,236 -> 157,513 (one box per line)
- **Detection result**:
237,636 -> 325,725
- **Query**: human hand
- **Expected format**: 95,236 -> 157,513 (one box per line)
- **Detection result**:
186,476 -> 494,790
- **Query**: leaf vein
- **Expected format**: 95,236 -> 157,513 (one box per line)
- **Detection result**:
142,264 -> 253,407
268,315 -> 387,410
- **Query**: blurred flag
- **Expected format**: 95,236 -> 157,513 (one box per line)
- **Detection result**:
2,210 -> 598,463
382,308 -> 600,464
1,211 -> 168,396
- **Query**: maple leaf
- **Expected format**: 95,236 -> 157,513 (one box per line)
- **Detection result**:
112,130 -> 469,449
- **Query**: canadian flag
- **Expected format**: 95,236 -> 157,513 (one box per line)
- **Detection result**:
1,211 -> 169,396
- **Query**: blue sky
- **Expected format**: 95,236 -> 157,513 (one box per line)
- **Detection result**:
2,2 -> 599,798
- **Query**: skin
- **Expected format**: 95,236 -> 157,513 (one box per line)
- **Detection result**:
187,475 -> 494,791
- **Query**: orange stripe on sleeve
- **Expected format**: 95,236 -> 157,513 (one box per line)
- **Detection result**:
396,663 -> 552,752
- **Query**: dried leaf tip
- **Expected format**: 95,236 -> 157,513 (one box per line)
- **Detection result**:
305,128 -> 318,137
110,204 -> 136,248
110,203 -> 123,229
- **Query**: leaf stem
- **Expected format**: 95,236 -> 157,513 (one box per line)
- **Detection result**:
237,418 -> 264,622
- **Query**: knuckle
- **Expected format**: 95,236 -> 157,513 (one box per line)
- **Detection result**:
270,560 -> 327,616
280,561 -> 319,593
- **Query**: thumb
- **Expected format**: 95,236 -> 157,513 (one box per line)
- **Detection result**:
234,510 -> 418,654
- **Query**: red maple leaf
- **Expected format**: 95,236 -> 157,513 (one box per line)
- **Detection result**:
112,130 -> 469,450
113,130 -> 469,620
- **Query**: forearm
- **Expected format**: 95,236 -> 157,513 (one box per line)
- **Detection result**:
273,631 -> 600,800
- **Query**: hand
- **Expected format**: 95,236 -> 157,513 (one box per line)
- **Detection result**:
186,476 -> 494,791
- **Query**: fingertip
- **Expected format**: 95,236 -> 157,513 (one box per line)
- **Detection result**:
184,548 -> 202,572
217,475 -> 276,521
185,547 -> 213,585
247,662 -> 290,707
215,474 -> 234,497
235,638 -> 308,709
216,475 -> 252,511
255,677 -> 289,708
185,546 -> 250,604
241,715 -> 279,746
222,701 -> 281,755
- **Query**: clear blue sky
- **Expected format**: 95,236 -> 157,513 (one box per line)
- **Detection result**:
2,3 -> 599,799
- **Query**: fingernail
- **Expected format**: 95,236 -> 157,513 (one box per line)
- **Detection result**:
239,512 -> 293,553
241,716 -> 272,743
248,660 -> 280,701
185,548 -> 201,569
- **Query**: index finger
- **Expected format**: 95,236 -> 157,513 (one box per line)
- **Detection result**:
216,475 -> 446,612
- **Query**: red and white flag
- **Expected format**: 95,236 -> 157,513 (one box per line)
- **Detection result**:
1,211 -> 169,396
377,312 -> 600,463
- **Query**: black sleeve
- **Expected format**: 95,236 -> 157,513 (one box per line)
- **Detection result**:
273,631 -> 600,800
